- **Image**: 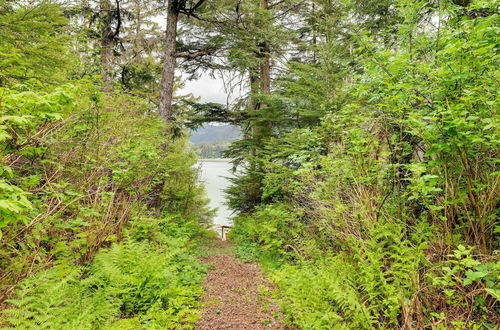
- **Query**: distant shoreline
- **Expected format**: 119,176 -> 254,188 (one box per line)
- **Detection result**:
198,158 -> 232,162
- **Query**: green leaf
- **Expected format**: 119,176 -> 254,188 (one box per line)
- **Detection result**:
484,288 -> 500,301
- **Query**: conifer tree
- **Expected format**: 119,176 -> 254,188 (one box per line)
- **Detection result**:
194,0 -> 304,209
0,0 -> 69,85
158,0 -> 208,127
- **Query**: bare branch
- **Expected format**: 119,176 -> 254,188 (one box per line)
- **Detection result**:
175,47 -> 216,58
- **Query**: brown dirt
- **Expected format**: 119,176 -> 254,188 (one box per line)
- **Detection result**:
196,240 -> 285,330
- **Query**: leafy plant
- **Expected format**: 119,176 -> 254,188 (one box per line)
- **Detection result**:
428,245 -> 499,325
2,222 -> 207,329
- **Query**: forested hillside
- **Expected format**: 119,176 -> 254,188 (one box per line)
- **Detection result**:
0,0 -> 498,329
190,124 -> 241,158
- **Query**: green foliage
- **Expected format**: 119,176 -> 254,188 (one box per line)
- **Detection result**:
233,240 -> 262,262
2,225 -> 206,329
230,0 -> 499,328
0,1 -> 215,329
1,0 -> 499,328
232,203 -> 308,259
0,83 -> 76,236
235,208 -> 430,328
0,86 -> 213,325
0,0 -> 69,85
273,258 -> 371,329
0,178 -> 31,233
427,245 -> 499,326
0,84 -> 213,327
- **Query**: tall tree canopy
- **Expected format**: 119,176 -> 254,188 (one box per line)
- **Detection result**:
0,0 -> 498,328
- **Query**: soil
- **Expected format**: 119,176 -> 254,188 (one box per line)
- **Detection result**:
196,240 -> 285,330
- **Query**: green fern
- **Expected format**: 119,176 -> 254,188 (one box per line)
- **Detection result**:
2,231 -> 206,329
267,219 -> 429,329
273,256 -> 372,329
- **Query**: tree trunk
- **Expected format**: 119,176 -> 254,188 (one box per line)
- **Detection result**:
249,66 -> 261,144
159,1 -> 179,127
258,0 -> 271,137
249,68 -> 260,111
100,0 -> 113,92
244,0 -> 272,207
259,0 -> 271,100
259,48 -> 271,97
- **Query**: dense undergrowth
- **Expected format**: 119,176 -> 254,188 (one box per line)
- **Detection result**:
1,0 -> 499,329
3,220 -> 208,329
0,9 -> 212,329
0,2 -> 217,327
0,83 -> 214,328
230,1 -> 499,329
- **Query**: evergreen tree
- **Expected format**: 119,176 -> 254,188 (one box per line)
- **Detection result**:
158,0 -> 208,128
0,0 -> 69,85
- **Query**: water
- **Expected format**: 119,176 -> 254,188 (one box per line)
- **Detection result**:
198,159 -> 233,227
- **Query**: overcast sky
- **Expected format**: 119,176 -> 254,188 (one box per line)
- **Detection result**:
179,73 -> 228,104
154,15 -> 242,106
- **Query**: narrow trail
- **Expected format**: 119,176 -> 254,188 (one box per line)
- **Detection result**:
196,240 -> 285,330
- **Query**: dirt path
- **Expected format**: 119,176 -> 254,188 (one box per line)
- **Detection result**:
196,240 -> 284,330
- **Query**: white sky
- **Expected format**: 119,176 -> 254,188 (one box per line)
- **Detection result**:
153,14 -> 229,105
179,73 -> 228,104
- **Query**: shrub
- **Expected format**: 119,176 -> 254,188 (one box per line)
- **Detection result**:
2,224 -> 207,329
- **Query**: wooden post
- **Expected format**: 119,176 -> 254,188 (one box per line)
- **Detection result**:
221,225 -> 231,240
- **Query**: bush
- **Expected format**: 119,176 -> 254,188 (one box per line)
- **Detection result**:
230,1 -> 499,327
2,222 -> 207,329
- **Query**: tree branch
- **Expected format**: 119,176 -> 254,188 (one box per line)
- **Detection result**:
110,0 -> 121,39
190,0 -> 206,12
175,47 -> 215,58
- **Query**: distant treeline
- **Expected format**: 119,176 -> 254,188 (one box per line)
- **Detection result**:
195,142 -> 231,158
190,124 -> 241,158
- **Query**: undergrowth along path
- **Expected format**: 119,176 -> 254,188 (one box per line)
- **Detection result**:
196,239 -> 284,330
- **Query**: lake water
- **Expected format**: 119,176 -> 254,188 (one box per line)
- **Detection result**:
198,159 -> 233,227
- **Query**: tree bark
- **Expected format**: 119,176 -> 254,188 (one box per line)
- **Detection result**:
100,0 -> 113,92
249,68 -> 260,111
259,0 -> 271,100
259,48 -> 271,97
159,0 -> 179,127
257,0 -> 271,136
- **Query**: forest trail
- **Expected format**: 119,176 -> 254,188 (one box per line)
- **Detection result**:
196,239 -> 284,330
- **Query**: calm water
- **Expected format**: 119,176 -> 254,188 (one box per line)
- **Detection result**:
198,159 -> 233,227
